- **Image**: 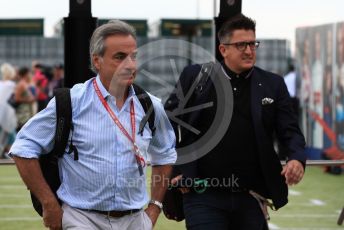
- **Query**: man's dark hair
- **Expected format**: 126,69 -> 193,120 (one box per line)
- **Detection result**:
288,64 -> 295,72
18,67 -> 30,78
218,14 -> 256,43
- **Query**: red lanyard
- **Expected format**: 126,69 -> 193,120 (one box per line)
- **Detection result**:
92,78 -> 145,175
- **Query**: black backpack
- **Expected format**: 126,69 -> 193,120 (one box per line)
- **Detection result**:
31,84 -> 156,216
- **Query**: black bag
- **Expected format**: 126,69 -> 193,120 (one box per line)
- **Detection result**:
162,167 -> 186,222
163,187 -> 185,221
30,88 -> 73,216
30,85 -> 156,216
7,93 -> 19,108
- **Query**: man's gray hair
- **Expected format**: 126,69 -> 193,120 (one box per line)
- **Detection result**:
89,20 -> 136,73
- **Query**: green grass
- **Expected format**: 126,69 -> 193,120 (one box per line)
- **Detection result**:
0,165 -> 343,229
0,165 -> 185,230
268,166 -> 344,229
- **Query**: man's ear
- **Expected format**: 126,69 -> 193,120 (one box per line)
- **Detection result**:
219,44 -> 227,58
93,55 -> 101,71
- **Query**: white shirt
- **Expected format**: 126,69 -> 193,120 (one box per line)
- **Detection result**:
284,71 -> 296,97
0,80 -> 15,104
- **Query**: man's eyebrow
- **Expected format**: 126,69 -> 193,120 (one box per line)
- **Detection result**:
112,50 -> 138,56
113,51 -> 128,56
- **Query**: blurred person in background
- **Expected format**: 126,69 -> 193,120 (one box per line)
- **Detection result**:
0,63 -> 16,104
48,63 -> 64,99
15,67 -> 36,131
0,63 -> 17,158
284,64 -> 299,116
32,61 -> 48,111
278,63 -> 300,160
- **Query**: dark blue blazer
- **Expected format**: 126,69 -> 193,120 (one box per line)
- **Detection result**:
165,64 -> 306,209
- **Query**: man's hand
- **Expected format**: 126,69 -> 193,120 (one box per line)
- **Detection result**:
281,160 -> 304,186
149,164 -> 173,227
42,200 -> 63,230
144,204 -> 161,227
171,174 -> 190,194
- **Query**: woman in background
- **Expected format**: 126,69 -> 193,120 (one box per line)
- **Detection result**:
0,63 -> 17,158
0,63 -> 16,104
14,67 -> 36,131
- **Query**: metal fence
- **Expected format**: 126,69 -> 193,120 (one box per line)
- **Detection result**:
0,36 -> 290,74
0,36 -> 64,67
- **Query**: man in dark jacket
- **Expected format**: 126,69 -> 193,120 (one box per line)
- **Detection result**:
165,14 -> 306,230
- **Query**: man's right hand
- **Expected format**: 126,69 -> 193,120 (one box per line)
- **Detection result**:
42,200 -> 63,230
170,174 -> 190,194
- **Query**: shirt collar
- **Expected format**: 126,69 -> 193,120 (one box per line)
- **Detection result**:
128,84 -> 135,99
95,75 -> 110,99
221,61 -> 254,80
95,75 -> 135,100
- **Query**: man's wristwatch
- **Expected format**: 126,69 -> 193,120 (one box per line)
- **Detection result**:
149,199 -> 163,210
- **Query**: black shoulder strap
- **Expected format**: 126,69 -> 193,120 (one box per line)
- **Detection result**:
53,88 -> 72,158
195,62 -> 214,93
132,84 -> 156,136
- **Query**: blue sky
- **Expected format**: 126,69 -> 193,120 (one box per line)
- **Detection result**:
0,0 -> 342,52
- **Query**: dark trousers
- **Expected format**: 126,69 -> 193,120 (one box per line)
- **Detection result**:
183,190 -> 267,230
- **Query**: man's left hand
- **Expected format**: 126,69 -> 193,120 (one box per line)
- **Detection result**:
281,160 -> 304,186
144,204 -> 161,227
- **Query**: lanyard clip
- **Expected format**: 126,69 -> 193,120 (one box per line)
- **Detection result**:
133,143 -> 146,168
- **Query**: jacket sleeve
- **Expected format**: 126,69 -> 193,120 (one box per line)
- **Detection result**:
164,65 -> 201,146
164,65 -> 201,178
275,77 -> 307,165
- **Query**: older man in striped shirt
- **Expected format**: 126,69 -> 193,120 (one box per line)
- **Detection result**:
10,20 -> 177,230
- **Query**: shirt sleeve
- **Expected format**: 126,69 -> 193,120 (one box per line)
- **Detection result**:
9,98 -> 57,159
148,99 -> 177,166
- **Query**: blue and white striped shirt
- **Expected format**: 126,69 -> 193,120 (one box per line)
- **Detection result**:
10,76 -> 177,211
